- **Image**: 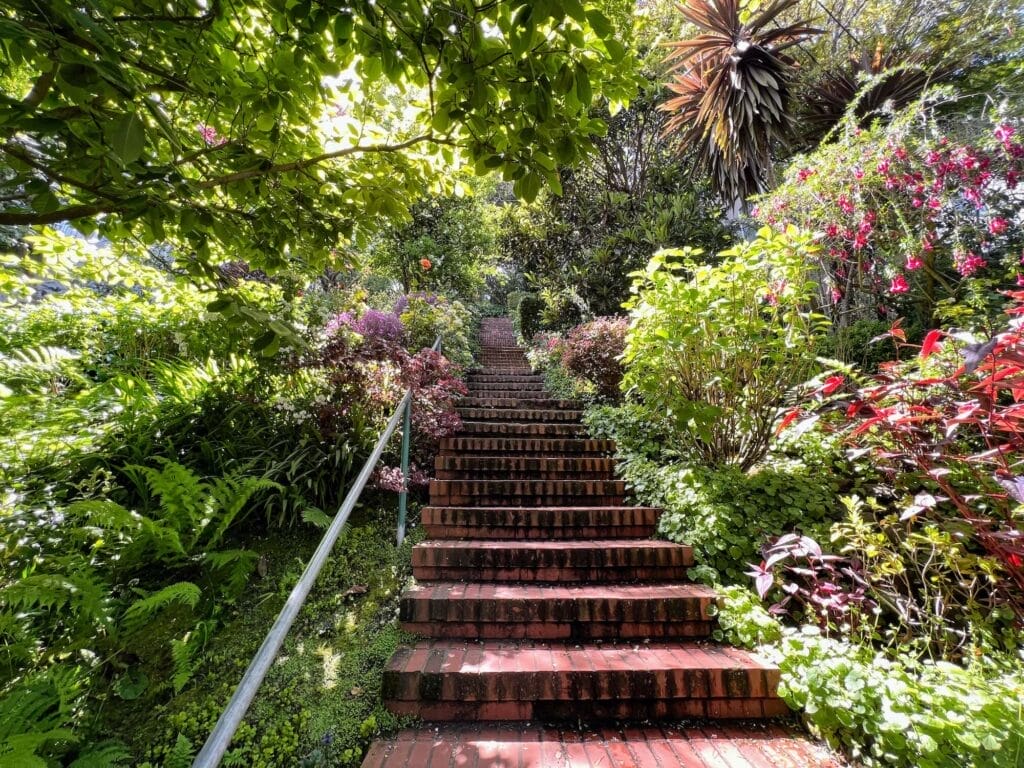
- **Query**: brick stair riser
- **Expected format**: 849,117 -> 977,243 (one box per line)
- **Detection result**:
421,506 -> 658,539
399,590 -> 714,639
434,468 -> 615,481
412,565 -> 688,582
460,422 -> 587,437
429,480 -> 626,505
399,620 -> 714,640
458,397 -> 578,409
457,408 -> 584,422
466,382 -> 548,393
438,437 -> 615,456
434,456 -> 616,474
468,374 -> 540,382
385,698 -> 791,721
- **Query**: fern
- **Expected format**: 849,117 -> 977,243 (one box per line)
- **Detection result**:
121,582 -> 201,636
3,570 -> 112,629
164,734 -> 195,768
169,620 -> 213,693
202,475 -> 280,548
122,459 -> 207,529
68,742 -> 131,767
203,549 -> 258,597
300,506 -> 333,530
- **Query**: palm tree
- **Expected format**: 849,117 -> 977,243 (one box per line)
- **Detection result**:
660,0 -> 819,208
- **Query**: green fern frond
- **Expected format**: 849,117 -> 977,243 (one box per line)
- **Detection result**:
68,741 -> 131,767
123,460 -> 207,526
120,582 -> 201,636
169,620 -> 213,693
203,550 -> 257,597
3,571 -> 112,628
164,734 -> 195,768
202,475 -> 281,548
300,506 -> 333,530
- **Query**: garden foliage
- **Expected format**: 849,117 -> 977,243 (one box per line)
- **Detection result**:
622,227 -> 827,469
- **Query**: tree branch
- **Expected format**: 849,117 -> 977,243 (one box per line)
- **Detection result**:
196,133 -> 447,189
0,203 -> 109,226
22,67 -> 56,109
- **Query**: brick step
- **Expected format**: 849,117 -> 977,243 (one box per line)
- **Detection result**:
411,540 -> 692,582
383,640 -> 786,721
363,724 -> 842,768
468,373 -> 541,383
458,396 -> 578,409
434,456 -> 616,481
468,379 -> 547,389
459,421 -> 587,438
429,479 -> 626,506
439,437 -> 614,456
457,407 -> 583,423
400,582 -> 716,639
464,391 -> 552,403
421,505 -> 658,539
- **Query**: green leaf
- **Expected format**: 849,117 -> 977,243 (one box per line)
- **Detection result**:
574,63 -> 592,106
105,113 -> 146,165
585,9 -> 612,37
114,668 -> 149,701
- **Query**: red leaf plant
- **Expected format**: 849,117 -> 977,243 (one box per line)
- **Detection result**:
785,293 -> 1024,612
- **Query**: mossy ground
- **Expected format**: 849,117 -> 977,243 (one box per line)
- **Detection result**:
103,497 -> 423,767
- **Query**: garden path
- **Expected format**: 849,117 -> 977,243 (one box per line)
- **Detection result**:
363,317 -> 840,767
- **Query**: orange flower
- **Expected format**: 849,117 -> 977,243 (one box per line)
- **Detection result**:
419,258 -> 432,270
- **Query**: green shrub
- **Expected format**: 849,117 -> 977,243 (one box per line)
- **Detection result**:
622,228 -> 828,470
774,629 -> 1024,768
513,293 -> 545,343
398,295 -> 474,371
621,457 -> 841,585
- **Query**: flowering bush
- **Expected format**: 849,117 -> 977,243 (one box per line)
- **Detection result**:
325,308 -> 406,360
758,95 -> 1024,330
560,317 -> 628,402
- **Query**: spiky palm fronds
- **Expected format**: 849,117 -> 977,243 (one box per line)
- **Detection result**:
800,42 -> 955,144
660,0 -> 820,203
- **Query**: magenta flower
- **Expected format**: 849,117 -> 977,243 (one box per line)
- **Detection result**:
995,124 -> 1015,145
196,123 -> 223,146
890,274 -> 910,294
989,218 -> 1010,236
906,256 -> 924,270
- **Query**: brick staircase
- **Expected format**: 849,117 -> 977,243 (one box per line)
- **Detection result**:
364,317 -> 840,767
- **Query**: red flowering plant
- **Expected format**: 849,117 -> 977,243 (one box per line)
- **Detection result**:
560,317 -> 629,402
778,294 -> 1024,637
757,92 -> 1024,331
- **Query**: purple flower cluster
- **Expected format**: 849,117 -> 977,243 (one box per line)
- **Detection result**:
394,292 -> 441,315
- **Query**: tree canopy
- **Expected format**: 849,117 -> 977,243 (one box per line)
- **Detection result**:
0,0 -> 637,275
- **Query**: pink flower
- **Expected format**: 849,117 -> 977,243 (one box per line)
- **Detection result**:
831,287 -> 843,302
825,223 -> 839,238
995,124 -> 1015,145
954,249 -> 985,277
894,147 -> 908,160
853,233 -> 869,250
927,198 -> 941,210
963,187 -> 982,207
911,198 -> 923,208
890,274 -> 910,294
797,168 -> 815,181
989,217 -> 1010,236
1006,170 -> 1018,188
853,167 -> 865,180
197,123 -> 223,146
906,256 -> 924,270
837,195 -> 855,215
1017,274 -> 1024,287
876,159 -> 890,174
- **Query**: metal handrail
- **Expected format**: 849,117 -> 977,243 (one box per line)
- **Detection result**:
192,333 -> 443,767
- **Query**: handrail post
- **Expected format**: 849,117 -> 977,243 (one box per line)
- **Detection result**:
397,394 -> 412,546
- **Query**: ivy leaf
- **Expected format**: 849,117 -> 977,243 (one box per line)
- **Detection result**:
105,113 -> 146,165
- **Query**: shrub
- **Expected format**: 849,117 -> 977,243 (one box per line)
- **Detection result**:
622,227 -> 827,469
513,293 -> 545,343
620,457 -> 841,585
560,317 -> 628,402
398,294 -> 474,371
